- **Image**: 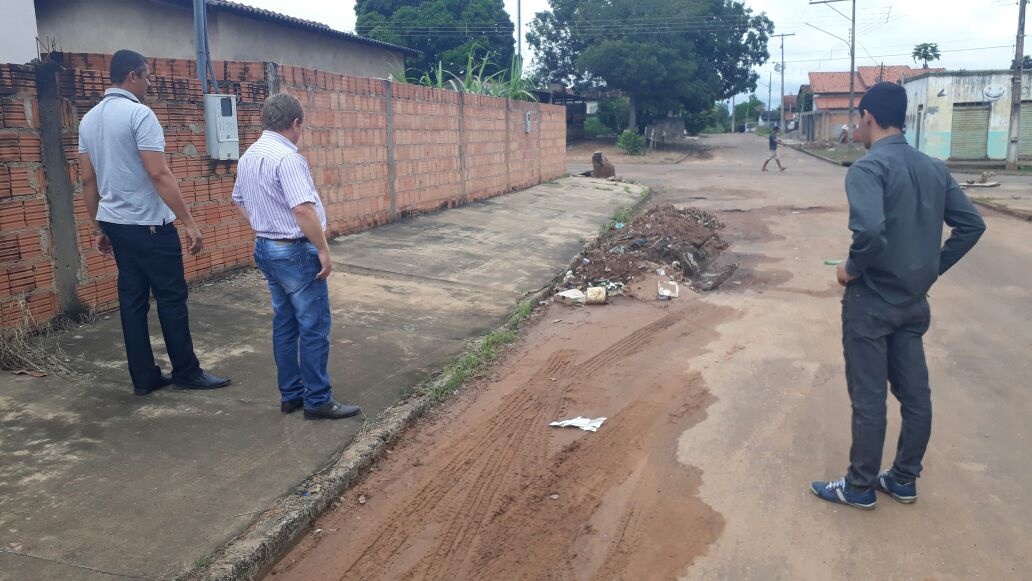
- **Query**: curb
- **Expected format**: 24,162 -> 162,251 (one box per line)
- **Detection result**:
792,145 -> 854,167
180,184 -> 654,581
181,294 -> 549,581
970,198 -> 1032,221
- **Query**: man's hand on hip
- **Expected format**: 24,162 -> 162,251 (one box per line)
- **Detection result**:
837,263 -> 858,287
316,247 -> 332,280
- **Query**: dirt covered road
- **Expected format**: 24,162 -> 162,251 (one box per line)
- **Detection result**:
270,135 -> 1032,580
270,296 -> 732,580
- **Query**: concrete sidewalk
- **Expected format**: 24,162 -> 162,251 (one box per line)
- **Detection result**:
952,171 -> 1032,221
0,177 -> 642,580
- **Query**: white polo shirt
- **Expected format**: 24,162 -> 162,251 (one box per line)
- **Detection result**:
78,88 -> 175,225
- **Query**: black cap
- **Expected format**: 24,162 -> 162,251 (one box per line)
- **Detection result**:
858,82 -> 907,129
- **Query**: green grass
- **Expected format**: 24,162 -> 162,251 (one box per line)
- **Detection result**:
194,555 -> 214,568
423,298 -> 536,402
600,206 -> 632,234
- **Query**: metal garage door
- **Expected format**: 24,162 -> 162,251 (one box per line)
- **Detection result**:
950,103 -> 990,160
1020,103 -> 1032,157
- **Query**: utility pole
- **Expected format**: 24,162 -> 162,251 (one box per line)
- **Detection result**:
772,33 -> 796,133
517,0 -> 522,59
731,95 -> 736,133
768,70 -> 773,127
848,0 -> 856,151
809,0 -> 857,150
1007,0 -> 1028,170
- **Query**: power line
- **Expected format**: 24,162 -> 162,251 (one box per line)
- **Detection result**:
786,44 -> 1013,64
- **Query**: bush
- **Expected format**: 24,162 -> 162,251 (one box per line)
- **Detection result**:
584,117 -> 611,138
616,129 -> 646,155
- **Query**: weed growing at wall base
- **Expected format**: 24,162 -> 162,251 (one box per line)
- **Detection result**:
424,298 -> 536,402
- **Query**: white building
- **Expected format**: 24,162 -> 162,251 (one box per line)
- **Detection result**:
903,70 -> 1032,161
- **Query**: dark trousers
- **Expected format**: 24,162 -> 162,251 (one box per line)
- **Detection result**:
100,221 -> 201,390
842,282 -> 933,492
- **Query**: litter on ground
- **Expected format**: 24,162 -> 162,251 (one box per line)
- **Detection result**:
549,417 -> 607,432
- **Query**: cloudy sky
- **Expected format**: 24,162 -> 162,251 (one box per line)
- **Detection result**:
239,0 -> 1022,108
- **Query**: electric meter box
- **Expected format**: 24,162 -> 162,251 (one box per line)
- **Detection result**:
203,94 -> 239,160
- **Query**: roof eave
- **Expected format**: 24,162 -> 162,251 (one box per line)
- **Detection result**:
198,0 -> 422,56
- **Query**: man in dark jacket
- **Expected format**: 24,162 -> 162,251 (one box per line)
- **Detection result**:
811,82 -> 986,509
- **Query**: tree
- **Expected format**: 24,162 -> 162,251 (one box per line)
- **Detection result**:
597,97 -> 630,133
1011,55 -> 1032,70
356,0 -> 515,78
733,94 -> 765,131
699,102 -> 731,134
912,43 -> 941,69
528,0 -> 773,131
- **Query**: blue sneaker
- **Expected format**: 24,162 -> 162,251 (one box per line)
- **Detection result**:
810,477 -> 877,510
877,470 -> 917,504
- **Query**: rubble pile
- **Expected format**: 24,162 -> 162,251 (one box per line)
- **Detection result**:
559,204 -> 737,296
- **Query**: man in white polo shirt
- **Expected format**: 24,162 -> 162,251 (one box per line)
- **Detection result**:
78,49 -> 230,395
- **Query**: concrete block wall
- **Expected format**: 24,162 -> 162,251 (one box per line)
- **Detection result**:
0,53 -> 566,330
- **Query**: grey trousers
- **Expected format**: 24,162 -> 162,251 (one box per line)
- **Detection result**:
842,281 -> 932,492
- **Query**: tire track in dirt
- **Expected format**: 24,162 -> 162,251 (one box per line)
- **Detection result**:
333,350 -> 579,580
270,302 -> 730,581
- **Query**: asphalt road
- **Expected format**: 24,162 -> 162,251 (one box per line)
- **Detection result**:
613,134 -> 1032,580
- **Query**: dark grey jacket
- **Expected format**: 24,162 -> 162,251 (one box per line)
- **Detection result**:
844,135 -> 986,305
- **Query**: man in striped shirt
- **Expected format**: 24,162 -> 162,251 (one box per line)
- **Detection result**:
232,93 -> 361,420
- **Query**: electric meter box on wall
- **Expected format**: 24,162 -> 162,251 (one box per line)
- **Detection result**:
203,94 -> 239,160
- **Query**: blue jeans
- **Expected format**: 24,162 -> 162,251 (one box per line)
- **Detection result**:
842,282 -> 932,492
254,238 -> 332,409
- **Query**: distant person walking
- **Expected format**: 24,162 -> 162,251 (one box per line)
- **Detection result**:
78,49 -> 230,396
811,82 -> 986,509
233,93 -> 361,420
761,126 -> 787,172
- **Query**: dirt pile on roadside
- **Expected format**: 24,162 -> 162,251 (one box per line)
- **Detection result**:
560,204 -> 736,294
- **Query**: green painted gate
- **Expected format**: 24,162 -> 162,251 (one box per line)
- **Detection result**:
950,104 -> 990,160
1019,103 -> 1032,157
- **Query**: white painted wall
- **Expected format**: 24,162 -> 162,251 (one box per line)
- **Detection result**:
34,0 -> 405,78
904,71 -> 1032,160
0,0 -> 40,64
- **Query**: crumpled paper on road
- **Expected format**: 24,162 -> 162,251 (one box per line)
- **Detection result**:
549,417 -> 607,432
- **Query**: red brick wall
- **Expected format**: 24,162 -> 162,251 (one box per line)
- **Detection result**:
57,53 -> 265,317
0,64 -> 57,328
0,53 -> 567,330
280,67 -> 392,233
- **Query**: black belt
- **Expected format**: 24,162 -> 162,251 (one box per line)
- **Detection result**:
258,236 -> 309,244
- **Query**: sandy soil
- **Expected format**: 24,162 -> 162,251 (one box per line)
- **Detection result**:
267,296 -> 733,581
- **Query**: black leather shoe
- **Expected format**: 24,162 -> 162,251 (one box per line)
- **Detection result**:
303,401 -> 362,420
173,371 -> 231,390
280,398 -> 304,414
134,373 -> 172,397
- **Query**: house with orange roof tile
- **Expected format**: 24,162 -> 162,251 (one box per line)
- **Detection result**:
800,65 -> 942,142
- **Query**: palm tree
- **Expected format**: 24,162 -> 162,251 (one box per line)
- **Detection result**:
912,43 -> 941,69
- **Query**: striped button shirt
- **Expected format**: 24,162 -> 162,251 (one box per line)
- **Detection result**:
232,130 -> 327,239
